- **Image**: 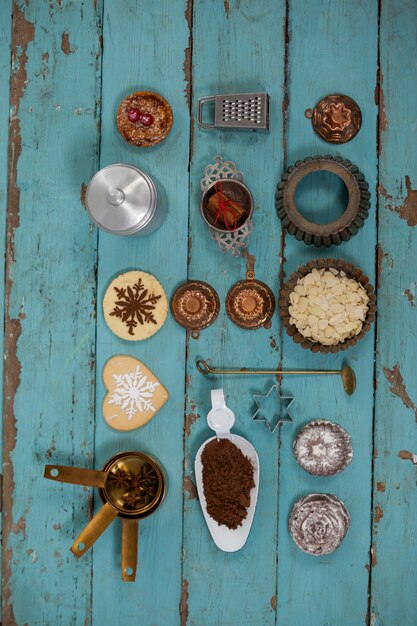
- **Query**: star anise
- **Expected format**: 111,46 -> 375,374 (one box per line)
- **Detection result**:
110,278 -> 162,336
124,463 -> 159,505
121,490 -> 144,510
107,468 -> 131,489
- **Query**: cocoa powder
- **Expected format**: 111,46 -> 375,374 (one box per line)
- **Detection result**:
201,438 -> 255,529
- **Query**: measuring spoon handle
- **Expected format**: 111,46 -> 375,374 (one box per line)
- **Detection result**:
70,502 -> 118,557
122,518 -> 139,582
44,465 -> 105,488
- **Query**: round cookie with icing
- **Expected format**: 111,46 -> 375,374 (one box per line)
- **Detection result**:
103,270 -> 168,341
102,355 -> 169,431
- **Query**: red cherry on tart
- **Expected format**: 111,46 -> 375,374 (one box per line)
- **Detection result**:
116,91 -> 173,147
139,113 -> 154,127
127,107 -> 141,123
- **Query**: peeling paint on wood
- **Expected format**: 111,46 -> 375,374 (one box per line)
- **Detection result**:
61,31 -> 74,54
376,69 -> 388,132
371,546 -> 377,568
185,411 -> 199,437
376,243 -> 383,289
376,243 -> 393,289
403,286 -> 416,307
376,482 -> 386,492
374,505 -> 384,524
80,182 -> 87,207
180,578 -> 189,626
224,0 -> 230,18
387,176 -> 417,227
383,363 -> 417,421
398,450 -> 417,465
41,51 -> 49,79
3,3 -> 35,623
183,475 -> 197,500
378,182 -> 392,200
183,1 -> 192,110
269,336 -> 279,352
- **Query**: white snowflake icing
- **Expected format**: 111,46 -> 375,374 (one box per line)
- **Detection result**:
108,365 -> 160,421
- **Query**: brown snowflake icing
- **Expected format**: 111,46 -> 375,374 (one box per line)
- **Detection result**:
109,277 -> 162,336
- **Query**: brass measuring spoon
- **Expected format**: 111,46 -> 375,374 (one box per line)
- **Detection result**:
196,359 -> 356,396
45,451 -> 166,581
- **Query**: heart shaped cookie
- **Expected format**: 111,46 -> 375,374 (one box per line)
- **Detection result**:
102,355 -> 169,431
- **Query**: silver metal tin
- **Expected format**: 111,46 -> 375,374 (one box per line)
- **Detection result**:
86,164 -> 163,236
197,93 -> 270,131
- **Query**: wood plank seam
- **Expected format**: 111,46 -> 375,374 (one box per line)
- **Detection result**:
367,1 -> 382,623
274,1 -> 290,624
182,1 -> 194,623
88,1 -> 105,623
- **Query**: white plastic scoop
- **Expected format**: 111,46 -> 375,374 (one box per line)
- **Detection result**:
194,389 -> 260,552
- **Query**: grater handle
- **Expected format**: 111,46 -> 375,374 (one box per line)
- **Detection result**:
197,96 -> 216,130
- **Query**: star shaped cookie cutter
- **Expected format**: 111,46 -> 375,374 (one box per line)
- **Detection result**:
252,384 -> 295,433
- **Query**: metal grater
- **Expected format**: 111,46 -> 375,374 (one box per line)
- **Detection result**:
197,92 -> 270,131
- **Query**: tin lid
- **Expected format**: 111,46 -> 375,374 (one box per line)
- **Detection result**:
86,164 -> 157,235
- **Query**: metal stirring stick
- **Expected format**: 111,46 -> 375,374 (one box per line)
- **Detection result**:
196,359 -> 356,396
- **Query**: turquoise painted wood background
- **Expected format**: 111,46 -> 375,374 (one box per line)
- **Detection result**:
1,1 -> 417,624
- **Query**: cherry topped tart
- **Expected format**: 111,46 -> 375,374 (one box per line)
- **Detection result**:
116,91 -> 173,147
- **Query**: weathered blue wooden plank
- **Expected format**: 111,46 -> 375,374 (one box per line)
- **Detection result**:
371,2 -> 417,624
3,0 -> 101,623
0,0 -> 13,494
91,1 -> 190,623
276,1 -> 378,624
183,1 -> 285,624
0,0 -> 13,613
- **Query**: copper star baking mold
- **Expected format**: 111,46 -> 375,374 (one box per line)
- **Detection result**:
289,493 -> 350,556
170,280 -> 220,338
293,420 -> 353,476
275,155 -> 371,247
305,94 -> 362,144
